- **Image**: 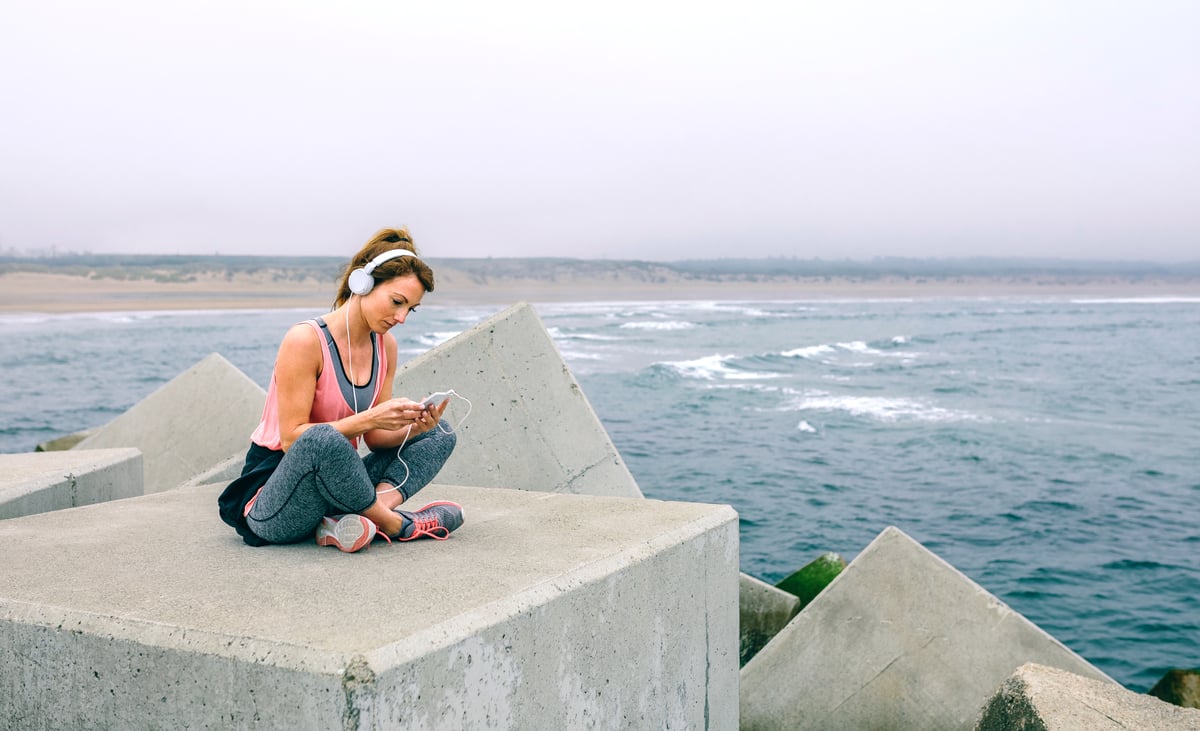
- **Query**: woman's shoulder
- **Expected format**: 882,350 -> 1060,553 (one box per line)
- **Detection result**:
278,320 -> 325,360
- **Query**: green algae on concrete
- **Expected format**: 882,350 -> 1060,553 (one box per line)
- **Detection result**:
35,429 -> 96,452
739,573 -> 800,667
775,551 -> 846,606
1149,668 -> 1200,709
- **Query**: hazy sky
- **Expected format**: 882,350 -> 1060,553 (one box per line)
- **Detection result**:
2,1 -> 1197,261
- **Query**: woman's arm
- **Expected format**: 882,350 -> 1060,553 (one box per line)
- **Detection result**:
275,324 -> 387,451
362,333 -> 446,450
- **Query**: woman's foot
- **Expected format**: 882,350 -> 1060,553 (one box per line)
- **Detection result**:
315,514 -> 382,553
393,501 -> 465,541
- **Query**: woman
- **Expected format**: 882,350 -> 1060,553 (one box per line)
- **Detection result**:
218,228 -> 462,552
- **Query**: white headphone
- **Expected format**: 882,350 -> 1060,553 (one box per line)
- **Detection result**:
347,249 -> 416,296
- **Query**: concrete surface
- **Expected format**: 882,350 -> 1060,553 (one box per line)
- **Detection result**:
740,526 -> 1111,731
0,482 -> 738,729
34,428 -> 95,452
0,448 -> 142,520
975,663 -> 1200,730
72,352 -> 266,493
739,573 -> 800,667
390,302 -> 643,498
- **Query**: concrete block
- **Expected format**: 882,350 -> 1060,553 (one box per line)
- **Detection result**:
73,352 -> 266,493
1151,669 -> 1200,710
0,448 -> 142,520
975,663 -> 1200,730
392,302 -> 643,498
775,551 -> 846,605
740,526 -> 1111,731
0,482 -> 738,729
34,428 -> 96,452
179,451 -> 244,489
740,573 -> 800,667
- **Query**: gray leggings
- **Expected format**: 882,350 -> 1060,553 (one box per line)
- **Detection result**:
246,422 -> 456,544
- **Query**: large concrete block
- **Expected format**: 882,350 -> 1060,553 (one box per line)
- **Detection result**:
739,573 -> 800,667
1151,669 -> 1200,710
34,428 -> 95,452
73,352 -> 266,493
975,663 -> 1200,730
393,302 -> 643,498
0,449 -> 142,520
0,482 -> 738,729
740,526 -> 1111,731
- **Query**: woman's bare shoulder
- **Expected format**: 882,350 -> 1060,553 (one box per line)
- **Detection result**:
277,320 -> 324,365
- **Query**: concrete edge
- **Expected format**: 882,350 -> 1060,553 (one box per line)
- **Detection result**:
0,596 -> 344,675
364,497 -> 739,670
0,448 -> 143,499
2,490 -> 737,680
178,452 -> 243,489
865,526 -> 1119,684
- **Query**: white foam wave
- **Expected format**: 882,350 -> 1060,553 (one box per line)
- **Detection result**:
790,391 -> 977,423
660,354 -> 734,380
556,350 -> 605,361
547,327 -> 623,341
659,354 -> 775,380
415,331 -> 461,347
839,340 -> 873,353
783,344 -> 836,359
1070,297 -> 1200,304
783,339 -> 915,361
797,420 -> 817,433
620,320 -> 695,331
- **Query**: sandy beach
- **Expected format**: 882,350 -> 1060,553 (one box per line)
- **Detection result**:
3,270 -> 1199,314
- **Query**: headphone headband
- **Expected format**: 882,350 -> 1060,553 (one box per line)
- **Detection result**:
348,248 -> 417,296
363,248 -> 416,274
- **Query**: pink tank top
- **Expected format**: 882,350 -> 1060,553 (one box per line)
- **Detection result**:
250,320 -> 387,451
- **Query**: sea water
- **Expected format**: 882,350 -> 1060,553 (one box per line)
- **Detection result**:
1,297 -> 1197,690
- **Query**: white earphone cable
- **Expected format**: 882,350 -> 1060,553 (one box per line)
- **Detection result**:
348,294 -> 472,497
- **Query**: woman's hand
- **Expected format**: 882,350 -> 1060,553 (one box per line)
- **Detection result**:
405,398 -> 449,438
417,398 -> 450,435
370,397 -> 448,438
368,398 -> 427,432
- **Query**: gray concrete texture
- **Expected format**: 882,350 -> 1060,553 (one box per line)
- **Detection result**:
391,302 -> 643,498
0,482 -> 739,729
739,526 -> 1111,731
975,663 -> 1200,730
738,573 -> 800,667
72,352 -> 266,493
0,448 -> 142,520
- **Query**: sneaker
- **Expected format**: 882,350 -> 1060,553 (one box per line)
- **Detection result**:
315,514 -> 386,553
394,501 -> 465,541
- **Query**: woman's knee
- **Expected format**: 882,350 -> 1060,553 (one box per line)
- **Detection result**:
434,420 -> 457,456
295,423 -> 345,452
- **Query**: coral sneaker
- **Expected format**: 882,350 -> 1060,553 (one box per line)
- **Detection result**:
315,514 -> 387,553
394,501 -> 465,541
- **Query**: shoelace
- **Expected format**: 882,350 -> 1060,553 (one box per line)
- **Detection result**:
400,514 -> 451,541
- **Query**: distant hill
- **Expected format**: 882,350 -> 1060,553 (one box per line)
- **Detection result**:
2,254 -> 1198,285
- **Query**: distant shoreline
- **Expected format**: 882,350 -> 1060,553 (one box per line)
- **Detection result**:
3,270 -> 1200,314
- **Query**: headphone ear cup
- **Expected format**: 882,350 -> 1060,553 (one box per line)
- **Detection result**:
348,267 -> 374,296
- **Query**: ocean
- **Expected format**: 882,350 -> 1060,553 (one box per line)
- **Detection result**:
2,296 -> 1198,691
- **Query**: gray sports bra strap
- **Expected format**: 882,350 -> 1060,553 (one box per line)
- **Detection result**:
315,318 -> 377,413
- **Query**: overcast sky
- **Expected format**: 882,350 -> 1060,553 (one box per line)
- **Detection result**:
2,1 -> 1197,261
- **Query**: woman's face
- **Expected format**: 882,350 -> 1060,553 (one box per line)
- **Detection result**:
360,273 -> 426,333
